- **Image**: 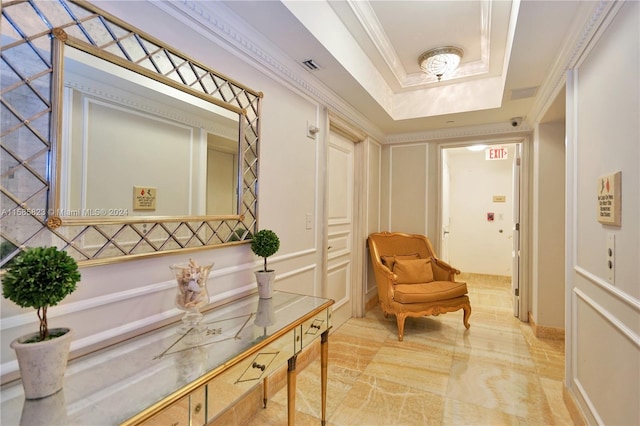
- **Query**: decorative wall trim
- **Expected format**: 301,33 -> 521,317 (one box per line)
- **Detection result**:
574,286 -> 640,349
1,246 -> 316,332
0,260 -> 257,331
575,266 -> 640,312
572,377 -> 604,426
274,264 -> 316,281
1,256 -> 318,377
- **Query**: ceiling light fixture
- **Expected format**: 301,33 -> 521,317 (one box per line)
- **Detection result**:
418,46 -> 464,81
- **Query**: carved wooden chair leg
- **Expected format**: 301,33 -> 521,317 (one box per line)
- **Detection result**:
396,313 -> 407,341
463,304 -> 471,329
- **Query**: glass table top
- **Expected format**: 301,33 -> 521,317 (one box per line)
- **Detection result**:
0,291 -> 333,425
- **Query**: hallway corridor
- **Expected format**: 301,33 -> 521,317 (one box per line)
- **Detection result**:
248,274 -> 574,425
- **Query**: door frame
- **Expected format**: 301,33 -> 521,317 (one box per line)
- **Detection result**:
435,136 -> 531,322
325,110 -> 367,318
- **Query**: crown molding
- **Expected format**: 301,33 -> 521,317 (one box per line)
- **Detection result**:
385,121 -> 532,144
150,0 -> 385,142
145,1 -> 614,146
529,0 -> 618,124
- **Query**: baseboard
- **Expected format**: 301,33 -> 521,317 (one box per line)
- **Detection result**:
563,385 -> 587,425
528,311 -> 565,340
365,295 -> 379,312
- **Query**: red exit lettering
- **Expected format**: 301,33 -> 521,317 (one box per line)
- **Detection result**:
486,147 -> 508,160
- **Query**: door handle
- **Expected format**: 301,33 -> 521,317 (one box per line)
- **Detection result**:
443,231 -> 450,236
327,246 -> 333,250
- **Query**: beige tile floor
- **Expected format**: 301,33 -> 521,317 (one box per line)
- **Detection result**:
248,274 -> 574,425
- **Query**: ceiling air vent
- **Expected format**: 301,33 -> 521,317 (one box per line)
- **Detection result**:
510,86 -> 538,101
302,59 -> 320,71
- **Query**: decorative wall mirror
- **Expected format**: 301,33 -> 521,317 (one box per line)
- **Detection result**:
0,0 -> 260,267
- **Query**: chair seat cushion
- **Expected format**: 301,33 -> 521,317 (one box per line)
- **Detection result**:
393,281 -> 468,304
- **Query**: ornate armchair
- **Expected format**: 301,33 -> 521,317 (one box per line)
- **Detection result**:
367,232 -> 471,341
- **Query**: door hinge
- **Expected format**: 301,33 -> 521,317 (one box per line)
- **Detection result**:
515,223 -> 520,231
514,288 -> 519,296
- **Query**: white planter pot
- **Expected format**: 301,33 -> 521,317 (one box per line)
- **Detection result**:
255,270 -> 275,299
10,327 -> 73,399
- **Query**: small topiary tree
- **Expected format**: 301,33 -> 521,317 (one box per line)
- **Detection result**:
250,229 -> 280,272
2,246 -> 81,341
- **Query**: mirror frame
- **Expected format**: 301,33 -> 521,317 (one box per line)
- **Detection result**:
0,0 -> 260,267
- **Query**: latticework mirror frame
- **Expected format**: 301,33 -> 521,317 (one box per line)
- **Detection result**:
0,0 -> 260,266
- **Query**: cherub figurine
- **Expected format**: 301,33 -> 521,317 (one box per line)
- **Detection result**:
177,259 -> 205,308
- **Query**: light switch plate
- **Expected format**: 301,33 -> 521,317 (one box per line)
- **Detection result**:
606,233 -> 615,284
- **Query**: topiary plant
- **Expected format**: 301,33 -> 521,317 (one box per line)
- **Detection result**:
2,246 -> 81,342
250,229 -> 280,272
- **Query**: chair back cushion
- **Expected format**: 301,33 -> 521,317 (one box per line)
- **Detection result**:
381,253 -> 420,271
393,258 -> 434,284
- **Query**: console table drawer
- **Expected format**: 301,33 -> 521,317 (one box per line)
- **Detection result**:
301,309 -> 331,348
206,329 -> 295,422
141,386 -> 205,426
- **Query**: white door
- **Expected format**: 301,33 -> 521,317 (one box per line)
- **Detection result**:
327,131 -> 355,329
440,149 -> 451,262
511,144 -> 522,317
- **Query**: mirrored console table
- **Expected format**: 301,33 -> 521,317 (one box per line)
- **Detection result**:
0,292 -> 334,425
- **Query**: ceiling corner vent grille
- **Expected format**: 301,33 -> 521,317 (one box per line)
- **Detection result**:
511,86 -> 539,101
302,59 -> 320,71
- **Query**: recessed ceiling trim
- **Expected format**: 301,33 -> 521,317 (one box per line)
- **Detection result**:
350,0 -> 494,88
385,121 -> 532,144
347,0 -> 407,82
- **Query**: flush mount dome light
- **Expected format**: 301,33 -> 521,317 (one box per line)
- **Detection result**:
419,46 -> 464,81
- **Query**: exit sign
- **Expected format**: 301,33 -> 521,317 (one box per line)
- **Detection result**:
486,146 -> 508,160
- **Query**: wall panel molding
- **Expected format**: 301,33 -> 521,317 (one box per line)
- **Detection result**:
574,287 -> 640,348
575,266 -> 640,313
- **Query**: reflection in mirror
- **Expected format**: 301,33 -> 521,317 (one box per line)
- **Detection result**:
61,47 -> 241,218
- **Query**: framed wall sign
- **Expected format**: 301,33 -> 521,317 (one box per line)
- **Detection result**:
597,171 -> 621,226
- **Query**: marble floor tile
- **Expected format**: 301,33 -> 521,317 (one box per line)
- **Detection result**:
329,374 -> 446,426
248,276 -> 574,425
446,354 -> 550,420
363,343 -> 454,395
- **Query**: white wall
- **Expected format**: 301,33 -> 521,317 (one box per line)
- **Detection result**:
566,1 -> 639,424
387,144 -> 429,234
532,121 -> 566,329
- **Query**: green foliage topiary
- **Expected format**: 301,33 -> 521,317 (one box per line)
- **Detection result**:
250,229 -> 280,272
2,246 -> 81,342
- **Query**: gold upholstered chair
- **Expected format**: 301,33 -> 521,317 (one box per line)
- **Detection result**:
367,232 -> 471,341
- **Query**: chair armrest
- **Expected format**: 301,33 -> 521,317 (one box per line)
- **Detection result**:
432,258 -> 461,281
371,261 -> 396,302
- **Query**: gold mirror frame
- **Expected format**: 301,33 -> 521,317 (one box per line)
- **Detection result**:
0,0 -> 260,266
